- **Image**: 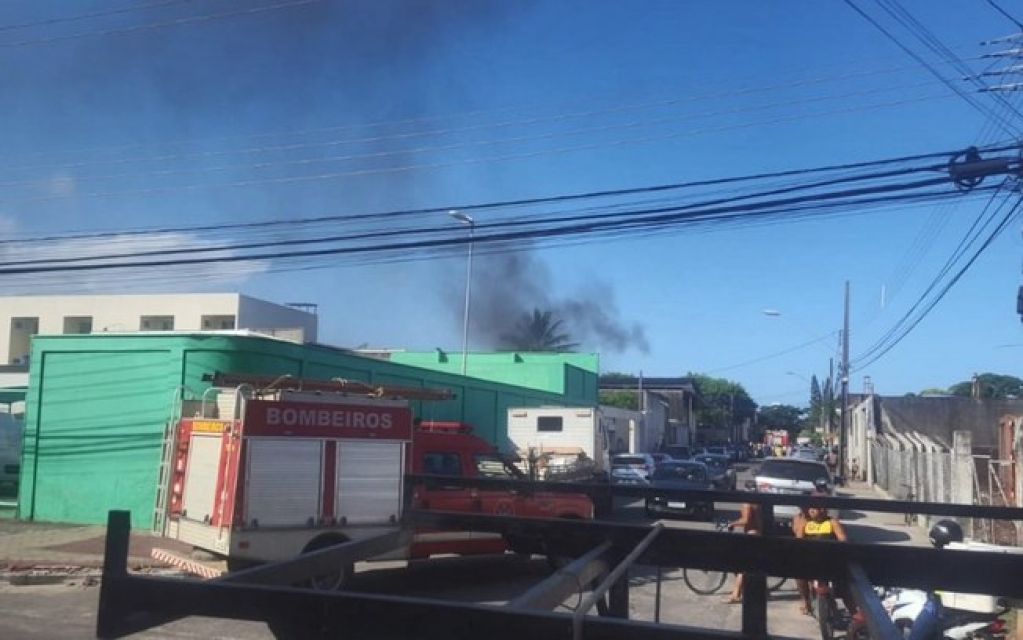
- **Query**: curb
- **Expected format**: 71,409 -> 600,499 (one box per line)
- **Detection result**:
1,570 -> 102,586
0,564 -> 185,586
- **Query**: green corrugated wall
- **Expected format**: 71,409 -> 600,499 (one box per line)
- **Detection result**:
20,333 -> 596,525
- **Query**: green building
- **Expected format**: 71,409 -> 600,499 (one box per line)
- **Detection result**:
19,333 -> 597,526
379,349 -> 599,398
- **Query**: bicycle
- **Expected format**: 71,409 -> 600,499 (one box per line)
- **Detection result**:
901,483 -> 916,526
681,519 -> 788,595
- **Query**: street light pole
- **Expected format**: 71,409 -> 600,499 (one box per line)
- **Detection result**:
839,281 -> 850,481
449,210 -> 475,376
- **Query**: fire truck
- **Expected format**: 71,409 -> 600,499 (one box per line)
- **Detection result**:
154,373 -> 592,584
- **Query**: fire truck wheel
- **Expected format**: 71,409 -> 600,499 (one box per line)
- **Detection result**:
543,515 -> 583,571
300,534 -> 353,591
225,556 -> 262,573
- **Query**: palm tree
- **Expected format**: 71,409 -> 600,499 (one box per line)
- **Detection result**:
500,309 -> 579,352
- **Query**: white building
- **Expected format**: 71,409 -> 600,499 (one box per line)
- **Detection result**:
0,293 -> 318,365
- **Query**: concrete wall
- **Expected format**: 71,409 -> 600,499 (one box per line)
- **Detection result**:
238,295 -> 318,342
878,396 -> 1023,452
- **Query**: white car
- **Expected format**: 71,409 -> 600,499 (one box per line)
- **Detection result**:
753,458 -> 832,528
610,453 -> 655,484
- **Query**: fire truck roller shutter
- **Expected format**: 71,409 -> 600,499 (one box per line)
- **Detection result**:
336,441 -> 403,525
182,434 -> 223,523
244,438 -> 322,527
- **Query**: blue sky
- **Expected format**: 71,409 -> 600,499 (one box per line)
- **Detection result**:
3,1 -> 1023,406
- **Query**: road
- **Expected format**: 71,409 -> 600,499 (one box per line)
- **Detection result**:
0,460 -> 899,639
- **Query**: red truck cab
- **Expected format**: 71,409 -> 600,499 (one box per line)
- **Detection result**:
409,421 -> 593,558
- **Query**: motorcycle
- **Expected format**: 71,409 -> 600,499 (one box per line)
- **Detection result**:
847,587 -> 1008,640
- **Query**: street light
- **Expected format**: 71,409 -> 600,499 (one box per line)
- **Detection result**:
761,308 -> 839,354
763,286 -> 851,480
449,210 -> 475,375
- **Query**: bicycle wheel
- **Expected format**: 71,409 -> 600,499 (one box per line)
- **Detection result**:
815,593 -> 835,640
768,576 -> 787,591
682,567 -> 728,595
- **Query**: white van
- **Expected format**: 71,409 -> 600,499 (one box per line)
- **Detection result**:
0,413 -> 23,489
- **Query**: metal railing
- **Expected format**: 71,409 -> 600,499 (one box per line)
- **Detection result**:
96,477 -> 1023,640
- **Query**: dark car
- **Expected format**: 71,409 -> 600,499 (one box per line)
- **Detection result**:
664,445 -> 692,460
692,453 -> 736,490
649,452 -> 673,469
644,460 -> 715,520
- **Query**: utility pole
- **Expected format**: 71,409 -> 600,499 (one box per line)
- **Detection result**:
839,281 -> 850,481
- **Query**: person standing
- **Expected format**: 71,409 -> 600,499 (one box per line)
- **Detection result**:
722,490 -> 764,604
825,447 -> 839,479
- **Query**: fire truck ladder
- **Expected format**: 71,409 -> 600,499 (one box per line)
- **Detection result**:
153,386 -> 191,535
202,371 -> 456,401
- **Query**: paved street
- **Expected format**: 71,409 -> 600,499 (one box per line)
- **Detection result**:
0,461 -> 926,639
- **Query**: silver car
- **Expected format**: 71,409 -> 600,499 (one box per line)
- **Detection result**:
610,453 -> 655,484
753,458 -> 832,527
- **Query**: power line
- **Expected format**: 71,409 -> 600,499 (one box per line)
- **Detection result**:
0,80 -> 949,186
844,0 -> 1021,136
0,0 -> 194,33
0,92 -> 970,206
0,0 -> 324,48
986,0 -> 1023,31
852,191 -> 1022,369
0,171 -> 994,275
2,143 -> 1001,247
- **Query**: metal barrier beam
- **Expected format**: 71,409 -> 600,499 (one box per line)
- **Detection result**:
847,563 -> 901,640
507,540 -> 615,611
97,570 -> 802,640
224,529 -> 411,586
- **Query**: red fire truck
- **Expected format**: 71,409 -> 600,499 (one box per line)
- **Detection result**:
155,373 -> 592,583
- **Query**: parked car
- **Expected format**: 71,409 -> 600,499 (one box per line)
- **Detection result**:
649,452 -> 673,469
664,445 -> 692,460
692,453 -> 736,490
792,446 -> 820,462
610,453 -> 655,484
753,457 -> 833,529
644,460 -> 715,520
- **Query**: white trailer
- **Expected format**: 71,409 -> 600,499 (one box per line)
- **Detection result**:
506,406 -> 645,482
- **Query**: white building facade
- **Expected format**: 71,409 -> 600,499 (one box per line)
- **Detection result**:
0,293 -> 318,365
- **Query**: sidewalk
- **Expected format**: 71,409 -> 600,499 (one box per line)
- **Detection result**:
837,479 -> 932,547
0,518 -> 191,582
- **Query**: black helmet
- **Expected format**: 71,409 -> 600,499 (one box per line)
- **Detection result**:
928,519 -> 963,549
813,477 -> 830,494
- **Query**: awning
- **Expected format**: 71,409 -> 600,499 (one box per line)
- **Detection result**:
0,386 -> 27,406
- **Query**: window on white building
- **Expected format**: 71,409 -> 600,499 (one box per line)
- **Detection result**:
8,317 -> 38,365
140,315 -> 175,331
200,315 -> 236,331
62,316 -> 93,335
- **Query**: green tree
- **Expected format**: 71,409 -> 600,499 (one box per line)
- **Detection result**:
808,376 -> 822,425
688,373 -> 756,430
757,404 -> 807,441
599,390 -> 638,410
948,373 -> 1023,399
499,309 -> 579,352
